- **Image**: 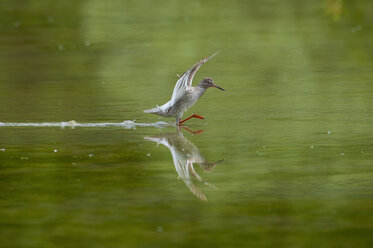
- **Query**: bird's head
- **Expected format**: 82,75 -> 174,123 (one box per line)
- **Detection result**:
199,78 -> 225,91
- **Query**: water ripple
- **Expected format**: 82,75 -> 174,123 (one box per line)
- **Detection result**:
0,120 -> 170,129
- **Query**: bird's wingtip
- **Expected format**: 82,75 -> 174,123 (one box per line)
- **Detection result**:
211,50 -> 221,57
205,50 -> 221,62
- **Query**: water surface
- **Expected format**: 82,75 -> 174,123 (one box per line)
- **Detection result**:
1,0 -> 373,247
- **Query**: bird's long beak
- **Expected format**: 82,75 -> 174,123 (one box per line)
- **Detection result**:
212,83 -> 226,92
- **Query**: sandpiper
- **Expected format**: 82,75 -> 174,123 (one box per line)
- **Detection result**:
144,51 -> 225,125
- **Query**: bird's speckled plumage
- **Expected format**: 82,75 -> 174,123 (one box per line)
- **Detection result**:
144,52 -> 225,124
168,86 -> 206,118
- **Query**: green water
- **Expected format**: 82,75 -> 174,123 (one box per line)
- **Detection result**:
1,0 -> 373,247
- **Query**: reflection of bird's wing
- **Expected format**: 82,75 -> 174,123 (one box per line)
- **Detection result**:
145,134 -> 208,201
169,51 -> 220,106
145,136 -> 189,178
170,149 -> 189,179
175,160 -> 207,202
185,182 -> 207,202
145,135 -> 199,181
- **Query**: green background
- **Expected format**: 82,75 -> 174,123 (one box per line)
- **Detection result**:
1,0 -> 373,247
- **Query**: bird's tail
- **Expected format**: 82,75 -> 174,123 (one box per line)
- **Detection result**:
144,107 -> 159,114
144,101 -> 171,115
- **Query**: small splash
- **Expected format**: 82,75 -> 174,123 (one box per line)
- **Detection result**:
13,21 -> 20,28
0,120 -> 170,129
47,16 -> 54,23
350,25 -> 362,33
256,150 -> 263,156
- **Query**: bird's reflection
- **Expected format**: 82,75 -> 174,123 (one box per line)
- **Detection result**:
145,128 -> 223,201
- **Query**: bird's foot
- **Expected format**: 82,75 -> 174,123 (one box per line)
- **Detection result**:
179,114 -> 205,124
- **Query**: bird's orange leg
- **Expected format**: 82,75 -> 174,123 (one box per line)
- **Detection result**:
179,114 -> 205,124
181,126 -> 204,135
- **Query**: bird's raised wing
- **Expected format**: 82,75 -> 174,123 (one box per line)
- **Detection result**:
169,51 -> 220,106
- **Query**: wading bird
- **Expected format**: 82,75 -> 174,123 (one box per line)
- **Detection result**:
144,51 -> 225,125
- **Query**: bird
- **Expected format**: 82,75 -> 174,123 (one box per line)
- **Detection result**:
145,128 -> 223,201
144,51 -> 225,125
